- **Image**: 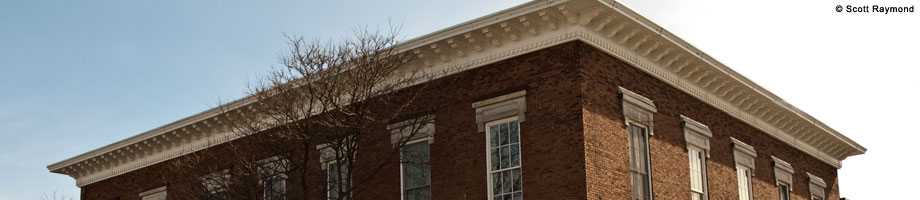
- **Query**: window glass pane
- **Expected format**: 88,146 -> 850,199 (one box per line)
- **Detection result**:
500,146 -> 510,169
510,144 -> 520,167
512,168 -> 522,191
502,170 -> 512,193
500,123 -> 509,145
510,122 -> 519,143
490,127 -> 500,147
492,172 -> 501,195
491,148 -> 499,170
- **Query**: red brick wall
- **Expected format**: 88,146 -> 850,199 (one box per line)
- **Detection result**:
575,41 -> 839,200
80,42 -> 588,200
79,41 -> 840,200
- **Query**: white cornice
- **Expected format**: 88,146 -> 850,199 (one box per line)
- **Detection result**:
48,0 -> 865,187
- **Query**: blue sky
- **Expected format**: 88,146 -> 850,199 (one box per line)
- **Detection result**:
2,0 -> 917,199
0,1 -> 527,199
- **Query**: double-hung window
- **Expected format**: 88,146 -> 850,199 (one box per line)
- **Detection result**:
472,91 -> 527,200
731,138 -> 757,200
317,143 -> 352,200
619,87 -> 657,200
628,123 -> 653,200
486,118 -> 523,200
687,147 -> 707,200
401,140 -> 431,200
390,115 -> 435,200
326,161 -> 350,200
259,156 -> 290,200
736,165 -> 754,200
682,115 -> 711,200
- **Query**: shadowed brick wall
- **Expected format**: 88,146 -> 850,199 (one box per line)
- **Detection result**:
78,41 -> 839,200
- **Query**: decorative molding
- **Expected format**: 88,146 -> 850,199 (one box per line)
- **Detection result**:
681,115 -> 711,155
731,137 -> 757,170
807,172 -> 827,197
472,91 -> 527,132
49,0 -> 866,187
388,115 -> 436,146
619,87 -> 656,134
772,156 -> 794,188
139,186 -> 167,200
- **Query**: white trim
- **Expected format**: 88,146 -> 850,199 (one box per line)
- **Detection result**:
620,87 -> 657,112
808,172 -> 827,200
50,0 -> 866,186
681,115 -> 712,156
472,91 -> 526,132
484,116 -> 524,200
772,156 -> 794,189
686,145 -> 708,200
389,115 -> 436,146
731,138 -> 757,170
626,123 -> 654,200
621,87 -> 656,135
139,186 -> 167,200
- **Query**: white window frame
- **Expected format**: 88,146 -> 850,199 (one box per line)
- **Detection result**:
807,172 -> 827,200
139,186 -> 167,200
687,146 -> 708,200
400,137 -> 432,200
778,182 -> 792,200
620,87 -> 657,200
484,116 -> 524,200
626,121 -> 654,200
736,165 -> 754,200
681,115 -> 711,200
731,138 -> 757,200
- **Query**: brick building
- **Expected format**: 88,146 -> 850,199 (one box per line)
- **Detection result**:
48,0 -> 866,200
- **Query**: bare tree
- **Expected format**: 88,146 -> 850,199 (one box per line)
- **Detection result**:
164,28 -> 440,200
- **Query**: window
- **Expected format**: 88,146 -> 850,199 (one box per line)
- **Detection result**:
200,170 -> 230,200
628,124 -> 653,200
682,115 -> 711,200
687,147 -> 707,200
778,182 -> 791,200
259,157 -> 290,200
731,138 -> 757,200
772,156 -> 794,200
486,118 -> 523,200
808,173 -> 827,200
326,161 -> 350,200
736,165 -> 754,200
317,141 -> 354,200
620,87 -> 657,200
401,140 -> 431,200
139,186 -> 167,200
390,116 -> 435,200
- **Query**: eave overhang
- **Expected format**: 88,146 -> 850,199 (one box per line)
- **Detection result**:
48,0 -> 866,187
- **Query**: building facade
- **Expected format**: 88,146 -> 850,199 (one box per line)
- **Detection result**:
48,1 -> 866,200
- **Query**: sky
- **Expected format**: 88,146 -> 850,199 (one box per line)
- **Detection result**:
0,0 -> 915,199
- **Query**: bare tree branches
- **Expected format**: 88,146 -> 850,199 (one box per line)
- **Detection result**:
164,27 -> 436,200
